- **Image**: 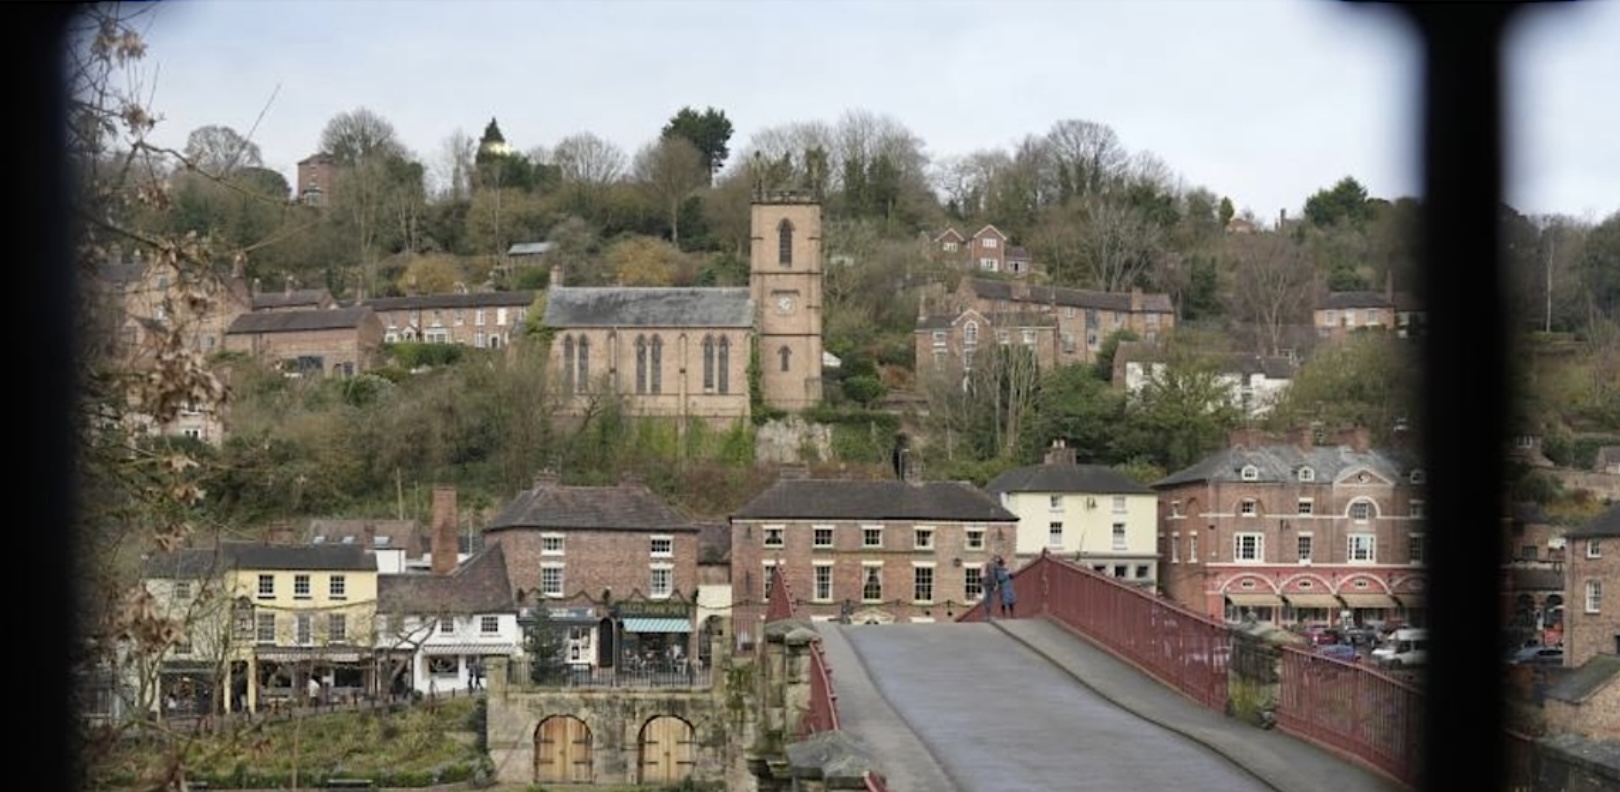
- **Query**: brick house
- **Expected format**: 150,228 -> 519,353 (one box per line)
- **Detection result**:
376,544 -> 520,696
481,471 -> 702,669
364,290 -> 536,349
1312,277 -> 1425,341
1502,502 -> 1568,645
986,440 -> 1160,588
914,277 -> 1176,384
729,472 -> 1019,625
224,306 -> 384,377
1562,503 -> 1620,668
253,288 -> 337,313
1152,427 -> 1428,629
542,192 -> 825,421
297,152 -> 339,206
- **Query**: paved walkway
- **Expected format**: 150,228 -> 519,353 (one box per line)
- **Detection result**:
819,619 -> 1404,792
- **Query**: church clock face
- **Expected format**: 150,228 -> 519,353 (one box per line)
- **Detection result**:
776,294 -> 796,314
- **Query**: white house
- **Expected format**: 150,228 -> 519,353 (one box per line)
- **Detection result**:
986,440 -> 1161,588
1123,353 -> 1296,419
376,545 -> 521,695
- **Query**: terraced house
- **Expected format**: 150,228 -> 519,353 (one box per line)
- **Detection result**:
1152,427 -> 1428,629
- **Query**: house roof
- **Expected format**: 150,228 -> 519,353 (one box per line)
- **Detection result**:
1546,653 -> 1620,704
486,479 -> 699,533
965,278 -> 1175,314
1319,291 -> 1390,310
1007,246 -> 1032,260
377,544 -> 514,615
543,287 -> 753,328
142,542 -> 375,578
363,291 -> 536,312
253,290 -> 333,311
307,519 -> 425,555
227,306 -> 373,335
970,225 -> 1008,240
933,227 -> 965,243
1565,504 -> 1620,539
1154,444 -> 1419,489
986,464 -> 1154,496
507,242 -> 553,256
732,479 -> 1017,522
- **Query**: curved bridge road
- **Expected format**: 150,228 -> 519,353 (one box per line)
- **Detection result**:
817,622 -> 1282,792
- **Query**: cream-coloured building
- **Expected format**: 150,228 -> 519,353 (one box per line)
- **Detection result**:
542,191 -> 824,421
986,440 -> 1161,588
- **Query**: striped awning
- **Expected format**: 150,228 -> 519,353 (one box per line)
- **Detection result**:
1338,594 -> 1397,609
1225,593 -> 1284,608
622,617 -> 692,634
1284,594 -> 1342,609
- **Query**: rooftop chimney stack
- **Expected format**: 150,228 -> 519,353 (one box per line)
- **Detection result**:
431,485 -> 458,576
533,469 -> 559,490
266,523 -> 295,545
1044,438 -> 1078,466
362,522 -> 377,555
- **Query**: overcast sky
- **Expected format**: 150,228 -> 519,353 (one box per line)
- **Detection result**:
128,0 -> 1619,222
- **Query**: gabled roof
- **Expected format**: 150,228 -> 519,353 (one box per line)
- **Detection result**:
970,224 -> 1008,240
364,291 -> 536,312
986,464 -> 1153,496
965,278 -> 1174,314
1546,653 -> 1620,704
543,287 -> 753,328
141,542 -> 375,577
377,544 -> 514,616
486,479 -> 699,533
227,306 -> 373,335
1565,504 -> 1620,539
933,227 -> 965,243
1154,444 -> 1418,489
253,289 -> 334,311
732,479 -> 1017,522
1007,246 -> 1032,260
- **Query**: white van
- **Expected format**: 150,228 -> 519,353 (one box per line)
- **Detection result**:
1371,628 -> 1428,668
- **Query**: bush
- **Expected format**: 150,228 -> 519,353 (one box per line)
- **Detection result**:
387,342 -> 466,370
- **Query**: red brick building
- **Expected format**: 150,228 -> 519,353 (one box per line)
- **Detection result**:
1562,504 -> 1620,668
297,152 -> 339,206
481,471 -> 702,666
729,472 -> 1018,624
1153,428 -> 1428,629
224,306 -> 384,377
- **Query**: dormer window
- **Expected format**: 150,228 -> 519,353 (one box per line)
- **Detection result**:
1240,465 -> 1260,482
1409,469 -> 1426,484
1297,467 -> 1315,483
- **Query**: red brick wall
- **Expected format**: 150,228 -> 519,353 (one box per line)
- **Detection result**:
1566,538 -> 1620,667
486,528 -> 700,604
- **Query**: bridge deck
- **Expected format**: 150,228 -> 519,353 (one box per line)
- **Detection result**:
818,619 -> 1403,792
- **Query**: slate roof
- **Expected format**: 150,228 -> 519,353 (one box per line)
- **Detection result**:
965,278 -> 1174,314
1320,291 -> 1390,310
486,480 -> 699,533
543,287 -> 753,328
1546,653 -> 1620,704
987,464 -> 1153,496
987,311 -> 1058,328
141,542 -> 375,577
364,291 -> 535,311
308,519 -> 426,555
1565,504 -> 1620,539
227,306 -> 373,334
1154,444 -> 1419,489
377,544 -> 514,615
253,290 -> 333,311
732,479 -> 1017,522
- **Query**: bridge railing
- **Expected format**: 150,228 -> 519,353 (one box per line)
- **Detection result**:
1276,647 -> 1424,790
762,568 -> 841,738
981,551 -> 1230,711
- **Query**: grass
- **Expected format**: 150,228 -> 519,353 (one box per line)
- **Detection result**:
88,698 -> 487,789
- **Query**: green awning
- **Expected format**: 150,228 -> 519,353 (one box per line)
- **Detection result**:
622,617 -> 692,634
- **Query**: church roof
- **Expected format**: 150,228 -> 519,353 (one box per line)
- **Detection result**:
542,287 -> 753,329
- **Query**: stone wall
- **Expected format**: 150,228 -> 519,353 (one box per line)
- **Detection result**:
755,417 -> 834,465
1536,733 -> 1620,792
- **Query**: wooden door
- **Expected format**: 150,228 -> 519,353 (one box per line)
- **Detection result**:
534,716 -> 593,784
638,715 -> 695,785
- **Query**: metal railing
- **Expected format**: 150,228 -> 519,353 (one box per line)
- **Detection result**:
1276,646 -> 1424,789
762,568 -> 842,738
504,657 -> 712,689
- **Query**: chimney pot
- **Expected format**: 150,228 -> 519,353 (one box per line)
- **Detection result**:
533,469 -> 558,489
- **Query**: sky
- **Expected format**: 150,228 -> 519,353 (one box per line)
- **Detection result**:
122,0 -> 1620,222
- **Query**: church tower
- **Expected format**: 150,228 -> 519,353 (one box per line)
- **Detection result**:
750,190 -> 824,411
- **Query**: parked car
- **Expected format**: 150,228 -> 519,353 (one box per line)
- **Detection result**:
1507,645 -> 1565,666
1317,644 -> 1359,662
1371,628 -> 1428,668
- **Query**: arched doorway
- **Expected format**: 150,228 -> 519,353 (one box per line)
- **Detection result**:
534,715 -> 592,784
637,715 -> 695,785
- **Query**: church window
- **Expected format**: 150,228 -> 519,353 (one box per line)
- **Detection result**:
703,336 -> 716,391
778,219 -> 794,267
575,336 -> 590,393
779,345 -> 792,372
635,336 -> 648,394
718,336 -> 731,394
650,335 -> 663,394
562,336 -> 575,393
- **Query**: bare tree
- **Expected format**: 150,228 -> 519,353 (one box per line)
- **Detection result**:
734,120 -> 835,183
1226,233 -> 1316,357
1033,195 -> 1165,292
319,106 -> 404,166
1045,119 -> 1128,202
633,136 -> 707,245
553,132 -> 626,186
430,128 -> 477,202
183,124 -> 263,178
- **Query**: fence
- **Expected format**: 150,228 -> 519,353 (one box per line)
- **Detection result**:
1276,646 -> 1424,789
504,657 -> 712,689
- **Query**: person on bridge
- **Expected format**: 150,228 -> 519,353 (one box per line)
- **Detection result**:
982,559 -> 1000,621
995,556 -> 1017,618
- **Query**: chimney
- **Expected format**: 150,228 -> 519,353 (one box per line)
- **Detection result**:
1227,428 -> 1257,450
362,522 -> 377,554
431,485 -> 458,576
265,523 -> 295,545
1344,426 -> 1371,453
1384,270 -> 1395,304
1044,438 -> 1078,466
550,263 -> 565,289
533,469 -> 559,490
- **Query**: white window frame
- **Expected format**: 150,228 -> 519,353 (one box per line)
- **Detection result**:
1240,465 -> 1260,481
1234,533 -> 1264,563
1170,532 -> 1181,563
914,527 -> 935,550
650,535 -> 674,558
1586,580 -> 1602,613
861,562 -> 884,603
1049,495 -> 1064,512
981,237 -> 999,249
932,330 -> 947,347
1112,496 -> 1127,514
763,525 -> 786,548
1297,533 -> 1314,563
1048,522 -> 1064,547
913,562 -> 936,604
1240,499 -> 1258,517
1349,499 -> 1375,522
540,533 -> 565,556
649,564 -> 674,599
257,574 -> 275,599
329,575 -> 346,600
256,613 -> 276,644
293,574 -> 311,600
540,563 -> 565,598
1410,500 -> 1425,519
1409,533 -> 1425,564
965,564 -> 985,601
1189,533 -> 1199,564
480,615 -> 500,634
1348,534 -> 1377,563
813,562 -> 834,603
1298,467 -> 1315,482
862,525 -> 884,549
1297,498 -> 1314,516
965,528 -> 985,551
1588,539 -> 1602,559
295,614 -> 314,646
328,613 -> 347,644
1112,522 -> 1127,551
813,525 -> 834,548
